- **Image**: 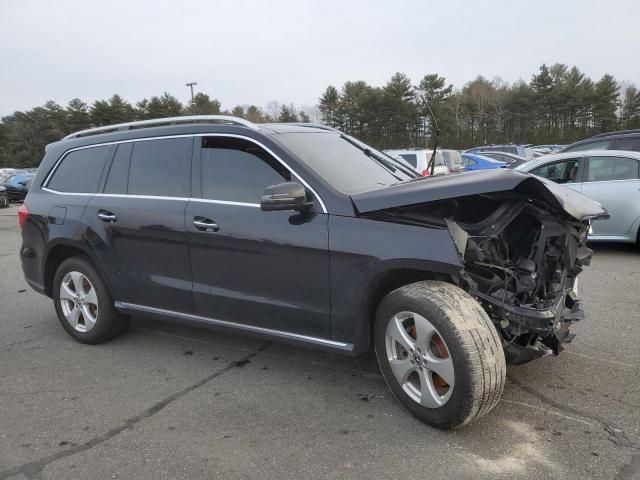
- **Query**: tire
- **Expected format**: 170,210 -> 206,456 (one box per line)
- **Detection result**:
0,196 -> 8,208
53,255 -> 129,344
374,280 -> 506,429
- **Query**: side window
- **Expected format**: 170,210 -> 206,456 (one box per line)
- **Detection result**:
104,143 -> 132,194
586,156 -> 640,182
200,137 -> 291,203
127,138 -> 190,197
47,146 -> 110,193
613,137 -> 640,152
564,139 -> 610,152
399,153 -> 418,167
531,159 -> 580,184
463,157 -> 477,167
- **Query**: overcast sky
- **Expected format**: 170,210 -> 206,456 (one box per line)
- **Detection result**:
1,0 -> 638,116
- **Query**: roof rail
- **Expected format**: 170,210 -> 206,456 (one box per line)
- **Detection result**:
63,115 -> 260,140
270,122 -> 343,133
590,128 -> 640,139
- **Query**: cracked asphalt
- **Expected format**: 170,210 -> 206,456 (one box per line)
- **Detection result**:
1,204 -> 639,479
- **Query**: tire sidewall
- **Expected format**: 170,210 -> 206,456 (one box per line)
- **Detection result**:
53,256 -> 115,343
374,287 -> 479,429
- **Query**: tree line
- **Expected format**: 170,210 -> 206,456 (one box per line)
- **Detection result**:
1,63 -> 639,168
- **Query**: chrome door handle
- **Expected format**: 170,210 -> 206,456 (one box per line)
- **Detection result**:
193,218 -> 220,232
98,211 -> 117,222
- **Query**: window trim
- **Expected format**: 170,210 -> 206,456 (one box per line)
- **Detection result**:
43,133 -> 327,213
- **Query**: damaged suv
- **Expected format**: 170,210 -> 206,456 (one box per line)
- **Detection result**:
19,116 -> 607,429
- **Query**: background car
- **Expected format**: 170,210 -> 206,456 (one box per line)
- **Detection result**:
516,150 -> 640,244
384,149 -> 450,176
0,186 -> 9,208
1,172 -> 35,202
560,129 -> 640,153
465,144 -> 530,158
470,150 -> 529,168
440,149 -> 465,173
462,153 -> 508,170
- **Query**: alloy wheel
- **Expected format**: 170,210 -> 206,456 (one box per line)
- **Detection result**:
59,271 -> 99,333
385,311 -> 455,408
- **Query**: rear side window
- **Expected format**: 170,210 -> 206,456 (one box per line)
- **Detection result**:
613,137 -> 640,152
563,139 -> 611,152
47,146 -> 109,193
127,138 -> 190,197
200,137 -> 290,203
586,156 -> 640,182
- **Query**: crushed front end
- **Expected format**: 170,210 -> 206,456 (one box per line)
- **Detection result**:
361,175 -> 608,365
446,197 -> 594,364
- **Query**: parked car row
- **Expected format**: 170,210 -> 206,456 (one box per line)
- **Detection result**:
383,149 -> 465,176
0,169 -> 36,202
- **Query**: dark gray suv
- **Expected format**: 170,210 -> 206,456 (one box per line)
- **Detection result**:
19,116 -> 607,429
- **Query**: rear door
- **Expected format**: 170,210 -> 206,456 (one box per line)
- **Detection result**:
84,137 -> 194,312
580,155 -> 640,237
186,135 -> 331,338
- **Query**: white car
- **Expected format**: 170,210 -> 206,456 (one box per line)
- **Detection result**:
516,150 -> 640,244
384,149 -> 450,176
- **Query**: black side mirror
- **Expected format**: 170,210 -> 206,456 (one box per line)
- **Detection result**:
260,182 -> 312,212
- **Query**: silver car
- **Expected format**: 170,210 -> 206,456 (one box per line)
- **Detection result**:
516,150 -> 640,244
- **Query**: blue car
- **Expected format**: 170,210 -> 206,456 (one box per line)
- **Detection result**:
1,172 -> 34,201
462,153 -> 508,171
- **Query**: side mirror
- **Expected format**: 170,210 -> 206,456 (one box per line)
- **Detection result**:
260,182 -> 312,212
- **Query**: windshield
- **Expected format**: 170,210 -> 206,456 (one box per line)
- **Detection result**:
276,132 -> 419,194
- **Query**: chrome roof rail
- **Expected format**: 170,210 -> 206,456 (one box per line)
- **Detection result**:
268,122 -> 343,133
63,115 -> 260,140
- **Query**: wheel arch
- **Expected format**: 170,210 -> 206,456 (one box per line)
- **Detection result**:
43,240 -> 112,298
351,264 -> 457,354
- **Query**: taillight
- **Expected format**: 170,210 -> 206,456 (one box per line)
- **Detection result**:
18,204 -> 29,228
421,169 -> 431,177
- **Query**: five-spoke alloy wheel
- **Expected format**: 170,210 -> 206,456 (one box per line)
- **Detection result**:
385,311 -> 455,408
374,280 -> 506,429
59,271 -> 99,332
53,255 -> 129,344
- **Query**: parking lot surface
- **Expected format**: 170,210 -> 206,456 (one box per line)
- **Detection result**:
0,204 -> 639,480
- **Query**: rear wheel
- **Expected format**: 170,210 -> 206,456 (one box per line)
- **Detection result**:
374,280 -> 506,429
53,256 -> 129,344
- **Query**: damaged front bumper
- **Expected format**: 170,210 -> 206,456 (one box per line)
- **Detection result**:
470,283 -> 585,364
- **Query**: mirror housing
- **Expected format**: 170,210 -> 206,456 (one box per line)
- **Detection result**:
260,182 -> 312,212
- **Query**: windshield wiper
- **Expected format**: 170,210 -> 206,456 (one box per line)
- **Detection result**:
339,135 -> 406,181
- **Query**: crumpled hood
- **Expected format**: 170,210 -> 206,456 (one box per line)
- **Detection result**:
351,169 -> 608,221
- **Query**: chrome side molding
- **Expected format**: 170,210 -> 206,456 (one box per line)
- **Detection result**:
115,301 -> 354,352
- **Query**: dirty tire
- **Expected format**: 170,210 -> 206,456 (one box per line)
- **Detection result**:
374,280 -> 506,429
53,255 -> 129,344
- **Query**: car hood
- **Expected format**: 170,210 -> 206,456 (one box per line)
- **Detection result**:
351,169 -> 608,221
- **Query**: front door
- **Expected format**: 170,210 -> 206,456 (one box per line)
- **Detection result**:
186,135 -> 331,338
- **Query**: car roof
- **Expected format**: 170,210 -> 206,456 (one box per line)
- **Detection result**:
463,152 -> 506,163
516,149 -> 640,171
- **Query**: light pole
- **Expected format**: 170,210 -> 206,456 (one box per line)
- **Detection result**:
185,82 -> 198,114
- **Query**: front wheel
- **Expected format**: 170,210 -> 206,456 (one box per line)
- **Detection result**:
374,280 -> 506,429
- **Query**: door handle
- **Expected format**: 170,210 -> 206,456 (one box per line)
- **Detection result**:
98,210 -> 117,222
193,217 -> 220,232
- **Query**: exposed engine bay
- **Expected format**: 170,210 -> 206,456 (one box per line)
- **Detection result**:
364,190 -> 600,365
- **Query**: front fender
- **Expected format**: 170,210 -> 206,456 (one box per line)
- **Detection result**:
328,215 -> 461,351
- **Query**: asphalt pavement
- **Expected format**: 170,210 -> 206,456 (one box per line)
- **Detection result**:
0,204 -> 638,479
